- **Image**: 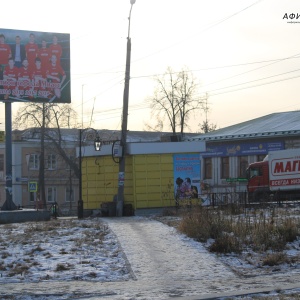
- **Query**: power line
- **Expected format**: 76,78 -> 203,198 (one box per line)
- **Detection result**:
131,55 -> 300,80
209,73 -> 300,97
86,69 -> 300,123
130,0 -> 264,66
200,52 -> 300,89
81,51 -> 300,119
202,68 -> 300,94
70,0 -> 265,84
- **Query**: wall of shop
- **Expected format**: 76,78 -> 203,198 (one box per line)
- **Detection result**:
133,154 -> 174,209
82,156 -> 133,210
82,154 -> 177,210
80,141 -> 205,211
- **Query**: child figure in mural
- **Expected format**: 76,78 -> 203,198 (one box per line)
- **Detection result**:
176,177 -> 198,200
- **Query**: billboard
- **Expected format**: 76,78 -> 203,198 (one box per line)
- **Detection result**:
173,154 -> 201,200
0,28 -> 70,103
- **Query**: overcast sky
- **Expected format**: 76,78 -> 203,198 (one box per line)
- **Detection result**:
0,0 -> 299,133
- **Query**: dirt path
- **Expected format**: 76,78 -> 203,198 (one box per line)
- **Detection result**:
104,216 -> 300,299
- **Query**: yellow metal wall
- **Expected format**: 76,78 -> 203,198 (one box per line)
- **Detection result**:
82,154 -> 175,210
133,154 -> 174,209
82,156 -> 133,210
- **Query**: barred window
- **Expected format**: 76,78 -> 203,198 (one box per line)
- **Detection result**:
238,156 -> 248,177
221,157 -> 229,179
204,157 -> 212,179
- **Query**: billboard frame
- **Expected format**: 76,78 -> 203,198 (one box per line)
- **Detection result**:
0,28 -> 70,104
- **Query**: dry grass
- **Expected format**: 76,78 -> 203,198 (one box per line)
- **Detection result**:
262,252 -> 289,266
161,205 -> 300,267
55,263 -> 73,271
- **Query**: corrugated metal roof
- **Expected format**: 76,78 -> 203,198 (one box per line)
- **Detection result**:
188,111 -> 300,141
17,128 -> 198,143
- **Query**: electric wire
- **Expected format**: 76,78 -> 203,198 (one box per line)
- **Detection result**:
129,0 -> 264,66
74,0 -> 265,95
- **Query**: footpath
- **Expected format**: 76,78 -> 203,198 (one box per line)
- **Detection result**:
2,216 -> 300,299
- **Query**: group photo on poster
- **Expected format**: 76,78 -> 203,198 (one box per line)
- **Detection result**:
173,154 -> 201,202
0,28 -> 70,103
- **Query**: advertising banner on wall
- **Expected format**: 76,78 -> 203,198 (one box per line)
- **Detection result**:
0,28 -> 70,103
173,154 -> 201,200
202,141 -> 284,157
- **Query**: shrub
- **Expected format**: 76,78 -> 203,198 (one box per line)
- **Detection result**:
55,263 -> 72,271
262,252 -> 289,266
278,218 -> 299,243
209,233 -> 242,254
8,263 -> 30,276
177,206 -> 300,257
178,207 -> 228,242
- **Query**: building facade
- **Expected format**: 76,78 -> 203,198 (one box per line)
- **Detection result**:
1,111 -> 300,214
81,111 -> 300,212
0,129 -> 79,214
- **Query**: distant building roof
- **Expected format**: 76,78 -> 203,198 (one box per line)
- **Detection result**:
188,111 -> 300,142
15,128 -> 198,143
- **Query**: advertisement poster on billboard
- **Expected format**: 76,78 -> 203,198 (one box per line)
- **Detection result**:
173,154 -> 201,201
0,28 -> 70,103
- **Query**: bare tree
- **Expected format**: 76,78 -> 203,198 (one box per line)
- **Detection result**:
198,94 -> 217,133
14,103 -> 80,208
146,67 -> 204,135
199,120 -> 217,133
14,103 -> 78,130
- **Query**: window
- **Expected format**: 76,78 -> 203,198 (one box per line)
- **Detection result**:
47,187 -> 57,203
238,156 -> 248,177
29,154 -> 39,170
65,187 -> 74,202
0,154 -> 4,171
247,166 -> 263,179
221,157 -> 229,179
65,155 -> 75,170
29,192 -> 37,202
47,154 -> 56,170
257,154 -> 266,162
204,157 -> 212,179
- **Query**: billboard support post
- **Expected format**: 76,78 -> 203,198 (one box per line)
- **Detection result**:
1,102 -> 17,210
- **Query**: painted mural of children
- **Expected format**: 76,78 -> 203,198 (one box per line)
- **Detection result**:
175,177 -> 184,199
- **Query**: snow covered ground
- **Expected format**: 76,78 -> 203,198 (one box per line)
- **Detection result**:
1,215 -> 300,299
0,217 -> 131,283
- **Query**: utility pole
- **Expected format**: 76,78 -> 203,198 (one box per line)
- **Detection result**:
116,0 -> 136,217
